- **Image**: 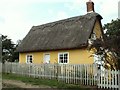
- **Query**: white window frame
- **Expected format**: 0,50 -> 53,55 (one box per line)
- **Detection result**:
58,52 -> 69,64
26,54 -> 33,64
43,53 -> 50,63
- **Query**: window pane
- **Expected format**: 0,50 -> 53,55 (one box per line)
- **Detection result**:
64,54 -> 68,57
27,55 -> 33,63
59,53 -> 68,64
61,60 -> 63,63
64,56 -> 67,59
64,60 -> 67,63
30,57 -> 32,60
30,60 -> 32,63
59,54 -> 63,63
64,53 -> 68,63
60,54 -> 63,57
60,57 -> 63,59
27,56 -> 30,61
59,58 -> 63,63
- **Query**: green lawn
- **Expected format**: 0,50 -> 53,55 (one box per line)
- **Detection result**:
2,73 -> 89,90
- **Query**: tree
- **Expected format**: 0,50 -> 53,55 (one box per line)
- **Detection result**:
103,19 -> 120,37
13,39 -> 22,62
2,35 -> 19,63
88,39 -> 118,70
16,39 -> 22,47
88,19 -> 120,70
103,19 -> 120,69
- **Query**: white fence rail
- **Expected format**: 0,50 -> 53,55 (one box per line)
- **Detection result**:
2,63 -> 98,86
2,62 -> 120,89
97,69 -> 120,89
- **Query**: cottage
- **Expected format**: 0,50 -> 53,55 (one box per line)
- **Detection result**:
17,0 -> 103,64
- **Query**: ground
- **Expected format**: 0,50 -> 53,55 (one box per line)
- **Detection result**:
2,73 -> 88,90
2,73 -> 98,90
2,79 -> 98,90
2,79 -> 51,88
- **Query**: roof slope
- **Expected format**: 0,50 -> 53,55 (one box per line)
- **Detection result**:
17,12 -> 102,52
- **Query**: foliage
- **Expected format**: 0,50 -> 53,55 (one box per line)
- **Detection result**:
103,19 -> 120,69
103,19 -> 120,37
89,39 -> 118,70
88,19 -> 120,70
2,35 -> 19,63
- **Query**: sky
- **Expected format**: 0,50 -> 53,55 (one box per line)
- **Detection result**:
0,0 -> 119,44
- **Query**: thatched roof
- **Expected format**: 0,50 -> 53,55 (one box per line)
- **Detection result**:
17,12 -> 102,52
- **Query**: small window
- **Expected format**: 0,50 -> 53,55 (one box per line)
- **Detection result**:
91,32 -> 96,40
44,53 -> 50,63
58,53 -> 69,64
26,55 -> 33,63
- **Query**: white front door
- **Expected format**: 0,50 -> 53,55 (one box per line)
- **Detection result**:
44,54 -> 50,63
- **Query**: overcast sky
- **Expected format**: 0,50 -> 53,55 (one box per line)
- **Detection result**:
0,0 -> 119,43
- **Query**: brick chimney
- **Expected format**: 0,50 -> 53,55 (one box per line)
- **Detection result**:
86,0 -> 95,13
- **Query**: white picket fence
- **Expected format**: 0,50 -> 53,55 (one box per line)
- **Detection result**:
97,69 -> 120,89
2,62 -> 120,89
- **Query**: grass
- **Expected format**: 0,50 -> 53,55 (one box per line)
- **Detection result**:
2,73 -> 89,90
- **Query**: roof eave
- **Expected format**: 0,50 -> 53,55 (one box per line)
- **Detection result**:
18,44 -> 88,53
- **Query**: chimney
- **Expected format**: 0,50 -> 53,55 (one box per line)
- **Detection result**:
86,0 -> 95,13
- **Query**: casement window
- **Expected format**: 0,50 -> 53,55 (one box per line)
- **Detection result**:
58,53 -> 69,64
26,55 -> 33,63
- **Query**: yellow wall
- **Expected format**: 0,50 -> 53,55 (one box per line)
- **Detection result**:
19,19 -> 103,64
93,19 -> 102,38
19,49 -> 94,64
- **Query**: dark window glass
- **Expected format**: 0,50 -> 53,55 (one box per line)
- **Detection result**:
64,60 -> 67,63
64,54 -> 67,57
61,60 -> 63,63
59,53 -> 68,64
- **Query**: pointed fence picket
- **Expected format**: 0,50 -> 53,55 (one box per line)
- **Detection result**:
97,69 -> 120,89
